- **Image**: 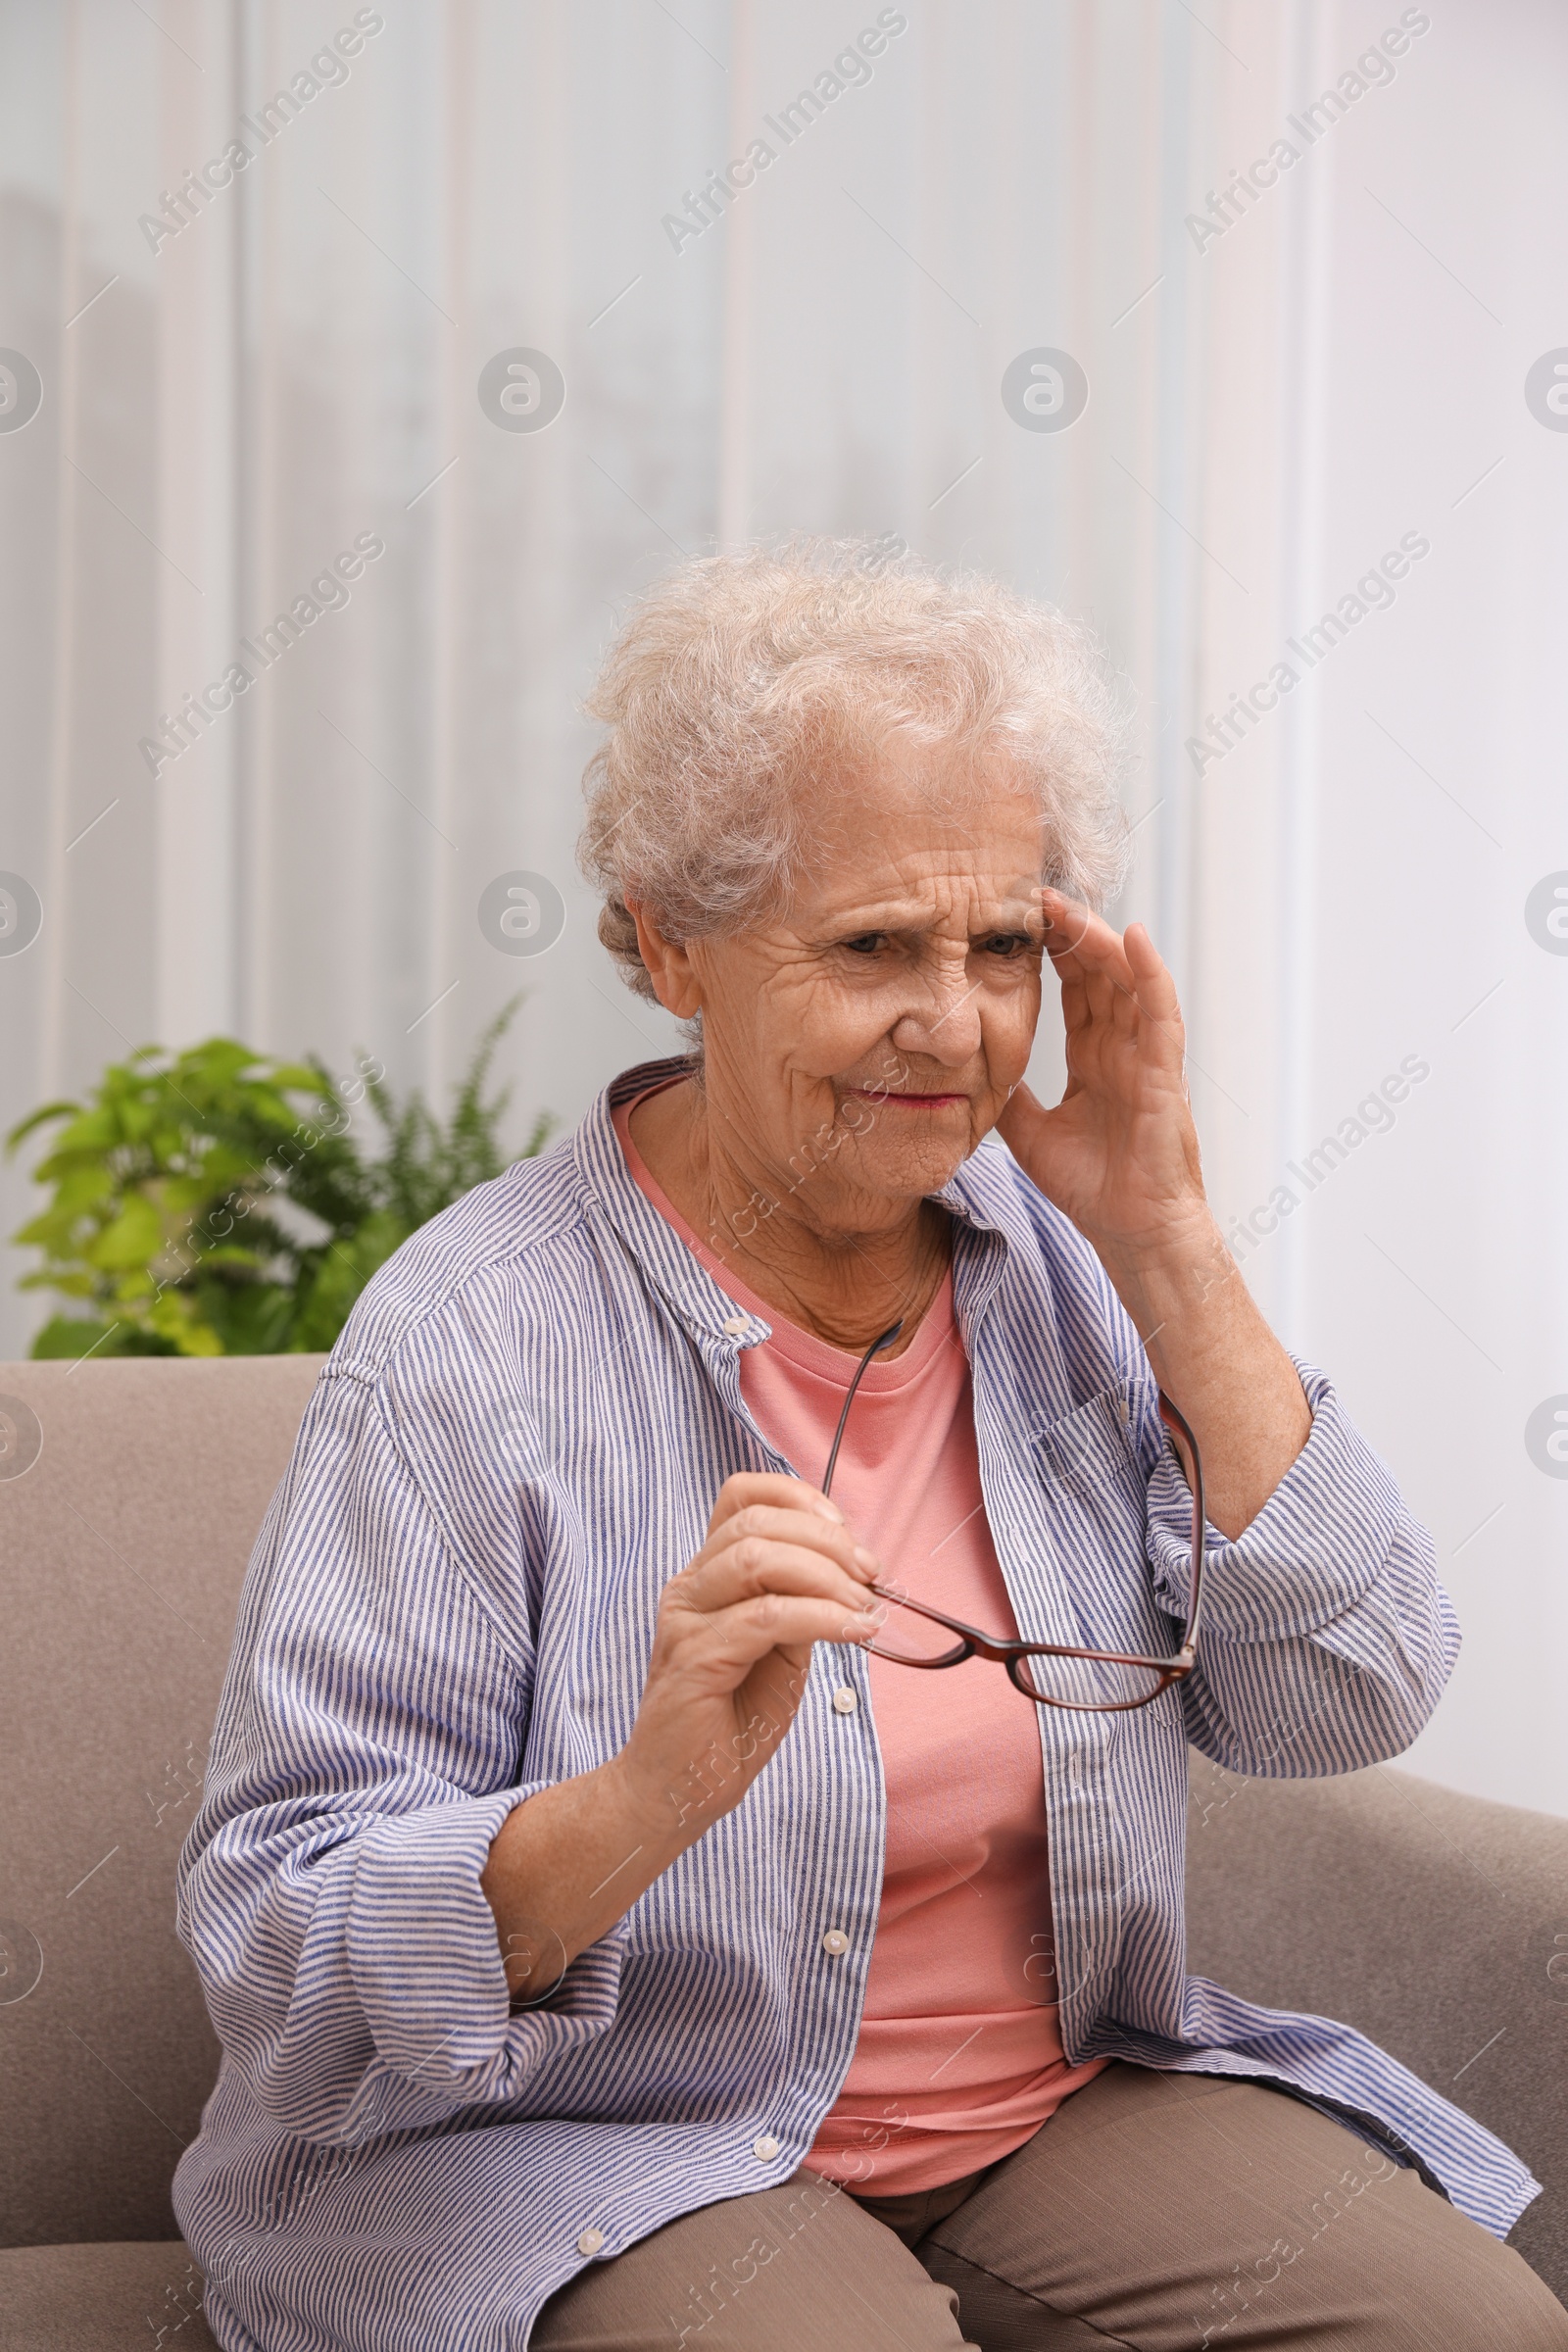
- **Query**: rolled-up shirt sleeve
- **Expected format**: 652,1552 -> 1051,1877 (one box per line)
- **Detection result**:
176,1365 -> 625,2146
1142,1358 -> 1459,1777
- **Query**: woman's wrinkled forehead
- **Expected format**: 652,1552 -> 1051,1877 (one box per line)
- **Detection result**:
800,733 -> 1046,851
784,746 -> 1049,926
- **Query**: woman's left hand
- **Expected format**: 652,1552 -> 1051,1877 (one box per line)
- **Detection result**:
1000,888 -> 1312,1539
998,889 -> 1212,1276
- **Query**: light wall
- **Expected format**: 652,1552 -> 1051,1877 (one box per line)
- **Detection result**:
0,0 -> 1563,1811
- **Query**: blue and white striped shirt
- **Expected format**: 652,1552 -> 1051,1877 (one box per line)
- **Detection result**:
174,1057 -> 1539,2352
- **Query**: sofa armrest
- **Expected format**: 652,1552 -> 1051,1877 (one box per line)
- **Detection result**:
1185,1755 -> 1568,2301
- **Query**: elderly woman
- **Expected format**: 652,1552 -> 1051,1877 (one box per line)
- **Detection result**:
175,544 -> 1564,2352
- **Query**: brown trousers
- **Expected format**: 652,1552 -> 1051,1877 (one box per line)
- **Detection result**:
534,2063 -> 1568,2350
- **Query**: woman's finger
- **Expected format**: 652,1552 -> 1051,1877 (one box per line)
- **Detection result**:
1041,889 -> 1137,992
1124,920 -> 1183,1033
1045,892 -> 1178,1019
664,1590 -> 883,1683
695,1501 -> 879,1583
706,1470 -> 845,1536
1113,922 -> 1186,1084
675,1532 -> 879,1624
1043,892 -> 1186,1072
1083,964 -> 1127,1033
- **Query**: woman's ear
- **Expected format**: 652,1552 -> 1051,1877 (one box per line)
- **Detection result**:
626,900 -> 703,1020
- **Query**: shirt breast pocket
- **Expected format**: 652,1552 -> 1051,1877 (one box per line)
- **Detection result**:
1033,1381 -> 1143,1496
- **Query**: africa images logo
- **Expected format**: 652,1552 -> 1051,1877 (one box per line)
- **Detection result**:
1524,350 -> 1568,432
1525,1398 -> 1568,1480
1187,532 -> 1430,774
136,534 -> 385,776
1000,350 -> 1090,434
477,350 -> 566,433
478,872 -> 566,957
0,350 -> 43,433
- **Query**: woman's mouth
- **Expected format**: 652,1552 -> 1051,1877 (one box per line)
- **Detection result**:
845,1089 -> 967,1108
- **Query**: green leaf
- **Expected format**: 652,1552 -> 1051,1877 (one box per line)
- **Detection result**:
5,1100 -> 85,1153
88,1195 -> 167,1270
29,1316 -> 120,1358
51,1163 -> 115,1215
198,1278 -> 297,1355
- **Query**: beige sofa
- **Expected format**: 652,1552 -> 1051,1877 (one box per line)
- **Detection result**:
1,1356 -> 1563,2348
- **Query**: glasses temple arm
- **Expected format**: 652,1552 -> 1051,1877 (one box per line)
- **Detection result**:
821,1319 -> 904,1499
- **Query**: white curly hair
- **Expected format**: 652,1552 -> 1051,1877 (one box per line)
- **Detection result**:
578,537 -> 1134,1000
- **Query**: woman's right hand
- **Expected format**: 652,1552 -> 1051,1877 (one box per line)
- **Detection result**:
481,1473 -> 881,1999
613,1471 -> 884,1842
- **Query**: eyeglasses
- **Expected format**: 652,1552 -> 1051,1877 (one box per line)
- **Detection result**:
821,1321 -> 1205,1713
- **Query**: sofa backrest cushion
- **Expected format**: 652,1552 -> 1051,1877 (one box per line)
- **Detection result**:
0,1355 -> 322,2247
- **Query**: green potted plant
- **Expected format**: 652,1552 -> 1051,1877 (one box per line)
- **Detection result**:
6,1000 -> 552,1357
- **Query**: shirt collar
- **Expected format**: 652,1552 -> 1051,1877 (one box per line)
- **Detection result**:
573,1057 -> 1019,1351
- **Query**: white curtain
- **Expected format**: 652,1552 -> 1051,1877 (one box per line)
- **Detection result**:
2,0 -> 1564,1814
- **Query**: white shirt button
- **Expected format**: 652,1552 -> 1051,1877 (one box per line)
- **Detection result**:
722,1314 -> 748,1338
753,2134 -> 780,2161
831,1687 -> 858,1715
576,2229 -> 605,2258
821,1927 -> 850,1957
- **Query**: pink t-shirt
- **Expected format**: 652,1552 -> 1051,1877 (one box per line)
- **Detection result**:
612,1088 -> 1108,2192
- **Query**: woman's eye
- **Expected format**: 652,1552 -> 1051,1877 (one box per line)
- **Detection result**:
841,933 -> 886,956
981,933 -> 1029,958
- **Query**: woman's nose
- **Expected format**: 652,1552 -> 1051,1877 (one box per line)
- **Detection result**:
889,972 -> 983,1063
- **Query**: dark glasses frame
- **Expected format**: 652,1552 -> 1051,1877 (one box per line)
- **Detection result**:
821,1320 -> 1206,1714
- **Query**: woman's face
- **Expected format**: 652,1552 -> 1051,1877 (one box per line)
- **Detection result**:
678,742 -> 1050,1230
